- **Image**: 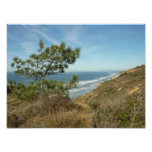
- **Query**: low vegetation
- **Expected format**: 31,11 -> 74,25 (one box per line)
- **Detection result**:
7,95 -> 92,128
7,65 -> 145,128
7,75 -> 78,100
74,65 -> 145,128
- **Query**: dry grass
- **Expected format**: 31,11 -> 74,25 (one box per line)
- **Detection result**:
74,65 -> 145,128
92,93 -> 145,128
7,65 -> 145,128
7,95 -> 92,128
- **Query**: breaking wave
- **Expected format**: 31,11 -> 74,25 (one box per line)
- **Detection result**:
69,72 -> 118,99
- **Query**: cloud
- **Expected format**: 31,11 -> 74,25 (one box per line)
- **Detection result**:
23,25 -> 59,44
17,25 -> 60,55
35,30 -> 59,44
23,25 -> 84,46
58,25 -> 83,45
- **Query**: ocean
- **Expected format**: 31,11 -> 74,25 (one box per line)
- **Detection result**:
7,71 -> 119,99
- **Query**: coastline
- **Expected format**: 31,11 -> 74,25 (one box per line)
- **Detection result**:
73,65 -> 145,128
7,65 -> 145,128
97,72 -> 120,88
110,72 -> 121,80
72,72 -> 121,100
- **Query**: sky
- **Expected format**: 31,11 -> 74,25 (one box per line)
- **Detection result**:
7,24 -> 145,72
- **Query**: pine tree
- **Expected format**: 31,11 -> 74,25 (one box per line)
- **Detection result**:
11,40 -> 80,93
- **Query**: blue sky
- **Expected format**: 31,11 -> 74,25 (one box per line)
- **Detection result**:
7,24 -> 145,72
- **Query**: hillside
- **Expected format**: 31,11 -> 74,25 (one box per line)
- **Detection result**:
7,65 -> 145,128
74,65 -> 145,127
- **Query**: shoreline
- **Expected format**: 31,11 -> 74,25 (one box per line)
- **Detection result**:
97,72 -> 120,88
72,72 -> 121,100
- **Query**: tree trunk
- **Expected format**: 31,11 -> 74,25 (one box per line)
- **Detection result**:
41,77 -> 45,92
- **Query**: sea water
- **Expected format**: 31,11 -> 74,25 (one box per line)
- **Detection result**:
7,71 -> 119,99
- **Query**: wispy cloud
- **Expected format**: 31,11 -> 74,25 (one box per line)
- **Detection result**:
58,25 -> 83,45
16,25 -> 60,55
23,25 -> 59,44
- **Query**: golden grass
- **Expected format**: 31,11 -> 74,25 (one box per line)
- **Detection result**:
7,95 -> 92,128
74,65 -> 145,128
7,65 -> 145,128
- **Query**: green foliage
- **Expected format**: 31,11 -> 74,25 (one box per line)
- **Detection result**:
8,80 -> 41,101
7,79 -> 16,94
9,40 -> 80,99
11,40 -> 80,82
7,75 -> 78,100
114,99 -> 144,127
44,76 -> 78,98
66,75 -> 78,89
88,101 -> 99,110
93,98 -> 145,128
7,114 -> 19,128
115,110 -> 131,126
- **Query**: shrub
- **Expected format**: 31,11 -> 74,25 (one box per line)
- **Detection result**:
7,114 -> 19,128
88,101 -> 99,110
7,80 -> 41,101
7,75 -> 78,101
8,73 -> 79,101
92,98 -> 145,128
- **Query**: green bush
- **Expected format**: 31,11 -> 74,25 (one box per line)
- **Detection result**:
7,80 -> 41,101
88,102 -> 99,110
7,75 -> 79,101
7,114 -> 19,128
92,98 -> 145,128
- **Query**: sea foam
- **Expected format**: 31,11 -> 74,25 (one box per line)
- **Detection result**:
69,72 -> 118,99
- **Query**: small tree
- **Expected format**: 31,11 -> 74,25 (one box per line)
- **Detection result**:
11,40 -> 80,94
